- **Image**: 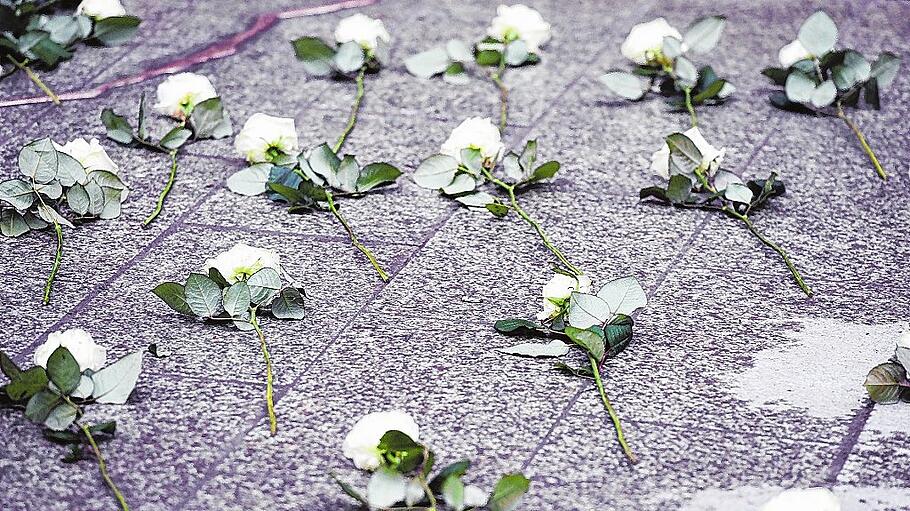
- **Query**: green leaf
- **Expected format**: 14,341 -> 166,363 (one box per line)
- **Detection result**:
90,350 -> 143,404
247,267 -> 282,305
0,209 -> 30,237
674,57 -> 697,86
25,389 -> 61,423
761,67 -> 789,86
101,108 -> 134,144
46,346 -> 81,395
692,79 -> 727,103
405,46 -> 451,79
564,325 -> 606,361
504,40 -> 528,66
307,143 -> 341,183
662,36 -> 683,59
454,191 -> 496,208
152,282 -> 193,315
604,314 -> 634,358
226,163 -> 271,196
487,473 -> 530,511
446,39 -> 473,62
639,186 -> 668,203
356,163 -> 401,192
528,161 -> 559,183
494,318 -> 547,335
870,52 -> 901,90
92,15 -> 141,46
429,460 -> 470,492
798,11 -> 837,56
222,281 -> 251,318
486,202 -> 510,217
567,292 -> 612,330
184,273 -> 223,317
724,182 -> 754,204
271,287 -> 306,320
475,49 -> 502,66
0,351 -> 21,380
666,132 -> 702,166
333,41 -> 365,74
683,16 -> 726,53
666,174 -> 692,204
44,402 -> 78,431
292,36 -> 336,76
413,154 -> 458,189
334,155 -> 360,192
496,340 -> 570,358
442,475 -> 465,511
810,79 -> 836,107
43,428 -> 83,445
0,178 -> 35,210
442,62 -> 469,85
160,126 -> 192,150
190,97 -> 233,139
864,362 -> 907,404
595,276 -> 647,316
785,71 -> 816,104
599,71 -> 648,100
18,138 -> 58,184
4,366 -> 49,401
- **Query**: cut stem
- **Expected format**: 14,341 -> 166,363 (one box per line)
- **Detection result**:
836,103 -> 887,180
42,219 -> 63,305
142,150 -> 178,227
683,87 -> 697,127
490,54 -> 509,132
6,56 -> 60,105
250,308 -> 277,435
481,168 -> 582,276
333,66 -> 366,154
724,207 -> 813,297
417,473 -> 438,511
588,354 -> 637,463
79,423 -> 130,511
325,190 -> 390,282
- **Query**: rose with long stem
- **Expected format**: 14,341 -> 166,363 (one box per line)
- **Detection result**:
835,102 -> 886,180
5,56 -> 60,104
490,54 -> 509,132
249,308 -> 277,434
588,354 -> 636,463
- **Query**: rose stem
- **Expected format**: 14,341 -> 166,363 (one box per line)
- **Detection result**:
324,190 -> 390,282
588,354 -> 637,463
79,423 -> 130,511
250,308 -> 277,435
6,56 -> 60,105
683,86 -> 697,127
722,206 -> 813,296
481,167 -> 582,276
491,52 -> 509,132
333,66 -> 366,154
42,219 -> 63,305
142,150 -> 178,227
836,102 -> 887,180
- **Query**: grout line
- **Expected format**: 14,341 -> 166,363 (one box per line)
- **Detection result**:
824,400 -> 875,485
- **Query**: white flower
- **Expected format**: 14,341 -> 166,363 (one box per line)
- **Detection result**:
54,138 -> 119,174
153,73 -> 218,119
334,13 -> 391,51
778,40 -> 812,68
537,273 -> 592,321
488,4 -> 552,53
621,17 -> 682,65
234,113 -> 300,163
761,488 -> 840,511
440,117 -> 505,167
76,0 -> 126,19
203,243 -> 281,284
464,485 -> 489,508
343,410 -> 420,471
898,331 -> 910,349
34,328 -> 107,373
650,126 -> 726,180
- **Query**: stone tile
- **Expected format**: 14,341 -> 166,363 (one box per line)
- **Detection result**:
0,276 -> 85,362
836,403 -> 910,487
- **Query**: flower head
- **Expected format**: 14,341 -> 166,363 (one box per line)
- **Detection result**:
203,243 -> 281,284
761,488 -> 840,511
342,410 -> 420,471
54,138 -> 119,174
621,17 -> 682,66
334,13 -> 391,51
76,0 -> 126,19
650,126 -> 726,180
440,117 -> 505,167
34,328 -> 107,372
488,4 -> 551,53
778,40 -> 812,68
537,273 -> 592,321
234,113 -> 300,163
154,73 -> 218,119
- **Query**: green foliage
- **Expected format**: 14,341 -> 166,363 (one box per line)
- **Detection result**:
291,35 -> 379,78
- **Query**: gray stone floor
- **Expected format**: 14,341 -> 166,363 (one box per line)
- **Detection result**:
1,0 -> 909,510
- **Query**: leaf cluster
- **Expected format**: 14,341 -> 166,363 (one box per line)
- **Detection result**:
0,1 -> 140,76
864,342 -> 910,404
600,16 -> 733,105
291,36 -> 387,77
334,429 -> 530,511
153,266 -> 306,331
762,11 -> 901,113
0,137 -> 128,237
405,35 -> 540,85
413,140 -> 559,217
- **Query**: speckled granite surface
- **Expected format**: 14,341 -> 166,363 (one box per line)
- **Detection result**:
1,1 -> 909,510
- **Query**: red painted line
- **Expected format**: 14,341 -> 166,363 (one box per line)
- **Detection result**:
0,0 -> 378,108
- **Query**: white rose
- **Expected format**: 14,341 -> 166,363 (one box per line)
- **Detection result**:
342,410 -> 420,471
33,328 -> 107,373
761,488 -> 840,511
440,117 -> 505,167
153,73 -> 218,119
234,113 -> 300,163
76,0 -> 126,19
621,17 -> 682,65
778,40 -> 812,68
203,243 -> 281,284
54,138 -> 119,174
334,13 -> 391,51
537,273 -> 592,321
650,126 -> 726,180
488,4 -> 552,53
